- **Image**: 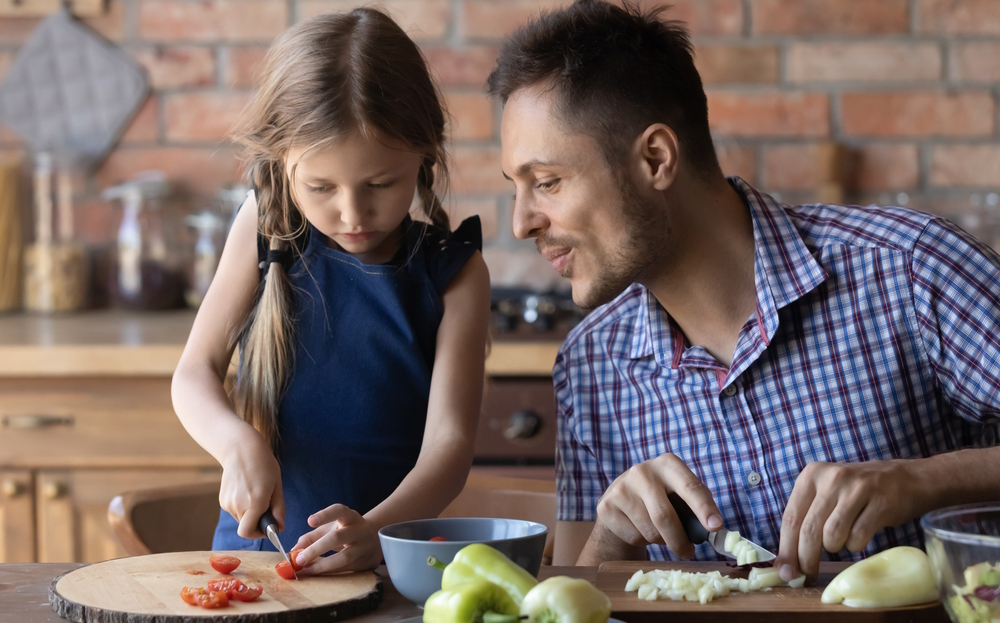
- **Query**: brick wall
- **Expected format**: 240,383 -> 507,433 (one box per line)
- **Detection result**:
2,0 -> 999,283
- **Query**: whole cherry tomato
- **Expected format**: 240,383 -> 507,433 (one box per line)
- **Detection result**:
209,555 -> 241,574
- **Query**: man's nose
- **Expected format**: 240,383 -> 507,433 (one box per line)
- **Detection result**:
512,195 -> 548,240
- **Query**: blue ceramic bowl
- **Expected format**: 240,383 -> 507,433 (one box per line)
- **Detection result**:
378,517 -> 548,605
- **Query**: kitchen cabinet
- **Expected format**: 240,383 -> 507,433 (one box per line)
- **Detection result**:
0,311 -> 559,563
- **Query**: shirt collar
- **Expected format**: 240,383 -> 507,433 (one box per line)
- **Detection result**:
629,177 -> 828,366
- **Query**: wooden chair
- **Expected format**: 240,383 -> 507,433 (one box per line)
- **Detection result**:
108,472 -> 557,562
108,480 -> 222,556
439,473 -> 557,565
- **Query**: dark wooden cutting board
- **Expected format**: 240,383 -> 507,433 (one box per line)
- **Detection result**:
597,561 -> 948,623
49,551 -> 382,623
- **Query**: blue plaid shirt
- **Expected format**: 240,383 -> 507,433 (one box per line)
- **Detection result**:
554,177 -> 1000,561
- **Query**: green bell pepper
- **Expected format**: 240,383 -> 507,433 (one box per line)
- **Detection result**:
423,580 -> 521,623
428,543 -> 538,604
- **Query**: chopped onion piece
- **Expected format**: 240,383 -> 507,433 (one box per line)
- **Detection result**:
724,531 -> 742,552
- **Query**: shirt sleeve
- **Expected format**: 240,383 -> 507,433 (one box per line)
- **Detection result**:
910,218 -> 1000,423
554,342 -> 608,522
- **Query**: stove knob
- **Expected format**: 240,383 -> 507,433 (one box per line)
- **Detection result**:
504,410 -> 542,440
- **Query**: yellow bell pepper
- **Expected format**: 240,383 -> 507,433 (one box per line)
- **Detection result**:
428,543 -> 538,604
423,580 -> 521,623
520,576 -> 611,623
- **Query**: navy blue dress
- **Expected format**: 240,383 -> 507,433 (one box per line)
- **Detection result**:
212,215 -> 482,551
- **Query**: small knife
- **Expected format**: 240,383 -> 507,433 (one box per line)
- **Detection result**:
667,492 -> 776,563
258,509 -> 297,579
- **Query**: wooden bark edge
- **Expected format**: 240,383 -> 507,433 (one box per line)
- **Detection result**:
49,569 -> 384,623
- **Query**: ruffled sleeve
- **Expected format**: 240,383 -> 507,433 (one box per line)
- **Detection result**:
426,216 -> 483,295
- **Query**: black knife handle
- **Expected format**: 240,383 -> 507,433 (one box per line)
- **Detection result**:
257,509 -> 278,535
668,492 -> 709,545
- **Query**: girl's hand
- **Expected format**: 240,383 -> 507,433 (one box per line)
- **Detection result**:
292,504 -> 382,574
219,433 -> 285,540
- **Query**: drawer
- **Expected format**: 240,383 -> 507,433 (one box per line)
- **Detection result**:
475,377 -> 557,462
0,378 -> 215,468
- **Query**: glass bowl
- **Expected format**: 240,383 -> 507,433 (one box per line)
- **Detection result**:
921,502 -> 1000,623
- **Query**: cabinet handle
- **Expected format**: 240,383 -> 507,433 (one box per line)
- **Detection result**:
42,482 -> 66,499
2,480 -> 24,498
2,414 -> 75,429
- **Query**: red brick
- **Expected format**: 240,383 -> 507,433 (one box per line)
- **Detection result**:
918,0 -> 1000,35
227,46 -> 268,89
451,146 -> 506,194
120,96 -> 159,144
841,92 -> 993,137
299,0 -> 452,40
930,144 -> 1000,187
132,46 -> 216,89
752,0 -> 909,35
164,92 -> 251,143
98,146 -> 242,196
0,125 -> 24,148
450,197 -> 499,239
950,42 -> 1000,83
851,144 -> 920,190
695,45 -> 778,85
659,0 -> 744,36
74,197 -> 118,245
786,42 -> 941,83
761,144 -> 818,190
715,142 -> 757,184
139,0 -> 287,42
423,45 -> 500,88
444,91 -> 494,141
707,91 -> 830,138
461,0 -> 571,40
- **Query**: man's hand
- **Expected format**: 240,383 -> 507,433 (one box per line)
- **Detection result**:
592,453 -> 723,559
777,460 -> 919,582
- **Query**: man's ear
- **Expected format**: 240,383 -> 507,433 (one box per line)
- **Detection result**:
636,124 -> 680,191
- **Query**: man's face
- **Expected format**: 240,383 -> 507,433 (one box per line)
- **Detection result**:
500,83 -> 669,308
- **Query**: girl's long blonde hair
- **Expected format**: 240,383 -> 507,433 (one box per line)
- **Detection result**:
229,8 -> 451,449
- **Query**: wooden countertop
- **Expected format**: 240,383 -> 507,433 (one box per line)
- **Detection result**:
0,310 -> 561,377
0,563 -> 597,623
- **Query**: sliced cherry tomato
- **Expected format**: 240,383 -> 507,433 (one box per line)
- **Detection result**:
180,586 -> 204,605
198,590 -> 230,609
207,577 -> 244,594
209,555 -> 241,574
289,547 -> 305,571
230,583 -> 264,602
429,536 -> 447,542
275,559 -> 297,580
180,587 -> 230,609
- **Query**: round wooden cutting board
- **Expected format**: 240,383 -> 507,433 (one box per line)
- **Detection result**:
49,551 -> 383,623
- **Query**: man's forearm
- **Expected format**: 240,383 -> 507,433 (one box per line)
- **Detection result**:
913,445 -> 1000,515
576,519 -> 649,566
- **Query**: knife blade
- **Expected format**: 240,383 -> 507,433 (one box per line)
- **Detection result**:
667,492 -> 776,563
258,509 -> 297,579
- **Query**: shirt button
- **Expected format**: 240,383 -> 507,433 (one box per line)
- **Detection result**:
723,385 -> 737,397
747,471 -> 762,486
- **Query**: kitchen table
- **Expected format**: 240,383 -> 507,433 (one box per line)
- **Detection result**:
0,563 -> 598,623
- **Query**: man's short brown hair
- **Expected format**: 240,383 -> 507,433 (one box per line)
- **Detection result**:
487,0 -> 720,178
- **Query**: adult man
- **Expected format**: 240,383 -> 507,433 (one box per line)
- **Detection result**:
487,0 -> 1000,582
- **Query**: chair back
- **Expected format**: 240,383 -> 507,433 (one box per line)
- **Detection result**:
108,480 -> 221,556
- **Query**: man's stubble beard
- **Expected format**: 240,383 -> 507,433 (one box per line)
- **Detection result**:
574,174 -> 671,309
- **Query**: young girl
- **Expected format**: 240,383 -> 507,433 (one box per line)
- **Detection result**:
171,8 -> 490,574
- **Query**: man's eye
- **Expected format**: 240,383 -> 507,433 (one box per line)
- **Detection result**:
536,179 -> 559,190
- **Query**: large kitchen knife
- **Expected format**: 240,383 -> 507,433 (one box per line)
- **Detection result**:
258,509 -> 297,579
667,492 -> 776,563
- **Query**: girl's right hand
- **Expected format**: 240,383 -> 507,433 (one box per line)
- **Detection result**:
218,432 -> 285,540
